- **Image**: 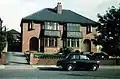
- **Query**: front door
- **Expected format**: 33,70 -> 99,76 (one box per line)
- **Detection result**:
30,37 -> 39,51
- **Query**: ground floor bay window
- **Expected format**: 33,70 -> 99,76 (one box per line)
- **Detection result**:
64,39 -> 80,48
44,37 -> 57,47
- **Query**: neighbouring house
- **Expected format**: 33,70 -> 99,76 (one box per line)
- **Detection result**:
21,2 -> 97,54
7,29 -> 21,52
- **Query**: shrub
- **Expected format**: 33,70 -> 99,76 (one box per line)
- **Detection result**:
34,53 -> 62,59
58,47 -> 74,56
75,50 -> 80,53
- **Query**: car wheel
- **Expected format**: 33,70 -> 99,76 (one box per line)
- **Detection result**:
67,64 -> 75,71
91,64 -> 98,71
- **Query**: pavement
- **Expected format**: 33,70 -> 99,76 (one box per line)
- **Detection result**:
1,65 -> 120,69
32,65 -> 120,69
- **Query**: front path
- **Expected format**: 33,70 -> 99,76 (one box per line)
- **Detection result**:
4,52 -> 34,69
6,52 -> 28,65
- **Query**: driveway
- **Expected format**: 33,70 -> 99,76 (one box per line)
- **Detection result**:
6,52 -> 29,65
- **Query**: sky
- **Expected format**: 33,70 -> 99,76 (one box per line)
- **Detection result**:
0,0 -> 120,32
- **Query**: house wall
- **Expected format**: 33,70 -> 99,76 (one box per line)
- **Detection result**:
81,26 -> 97,52
22,22 -> 97,53
22,23 -> 41,52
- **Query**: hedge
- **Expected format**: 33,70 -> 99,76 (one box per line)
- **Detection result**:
34,53 -> 62,59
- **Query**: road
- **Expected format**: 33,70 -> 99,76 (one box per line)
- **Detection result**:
0,67 -> 120,79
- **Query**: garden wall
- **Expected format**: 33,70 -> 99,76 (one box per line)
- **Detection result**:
29,52 -> 120,65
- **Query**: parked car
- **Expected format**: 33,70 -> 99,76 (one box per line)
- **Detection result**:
57,53 -> 100,71
93,52 -> 109,59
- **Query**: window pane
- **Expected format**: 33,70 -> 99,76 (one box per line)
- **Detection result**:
67,23 -> 80,31
67,39 -> 70,47
51,38 -> 54,47
80,55 -> 89,60
77,39 -> 79,47
44,38 -> 48,47
69,55 -> 79,59
49,38 -> 54,47
71,39 -> 74,47
55,38 -> 57,47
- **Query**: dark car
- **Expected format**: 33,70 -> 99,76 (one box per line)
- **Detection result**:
93,52 -> 109,59
57,53 -> 100,71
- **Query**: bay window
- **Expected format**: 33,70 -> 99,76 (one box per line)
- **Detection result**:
66,39 -> 80,47
44,22 -> 59,30
44,37 -> 57,47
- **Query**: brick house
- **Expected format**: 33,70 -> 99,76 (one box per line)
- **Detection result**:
21,3 -> 97,54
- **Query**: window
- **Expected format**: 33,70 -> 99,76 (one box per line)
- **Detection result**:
77,39 -> 79,47
66,39 -> 79,47
80,55 -> 89,60
44,38 -> 48,47
87,25 -> 92,33
49,38 -> 54,47
68,55 -> 80,59
71,39 -> 76,47
28,21 -> 34,31
44,22 -> 59,30
44,37 -> 57,47
67,23 -> 80,31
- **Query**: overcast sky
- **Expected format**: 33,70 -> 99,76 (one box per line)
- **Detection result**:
0,0 -> 120,32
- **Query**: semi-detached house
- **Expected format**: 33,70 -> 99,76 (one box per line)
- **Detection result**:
21,3 -> 97,54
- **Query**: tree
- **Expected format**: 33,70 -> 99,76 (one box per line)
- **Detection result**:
0,27 -> 6,53
97,6 -> 120,56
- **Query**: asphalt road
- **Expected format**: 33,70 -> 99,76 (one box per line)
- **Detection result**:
0,67 -> 120,79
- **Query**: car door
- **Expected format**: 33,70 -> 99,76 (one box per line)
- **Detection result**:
78,55 -> 90,68
67,54 -> 80,67
72,54 -> 83,69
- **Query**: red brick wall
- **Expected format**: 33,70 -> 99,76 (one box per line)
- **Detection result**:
22,23 -> 41,52
44,47 -> 60,54
81,26 -> 97,52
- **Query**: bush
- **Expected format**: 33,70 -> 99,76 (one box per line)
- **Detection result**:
75,50 -> 80,53
58,47 -> 74,56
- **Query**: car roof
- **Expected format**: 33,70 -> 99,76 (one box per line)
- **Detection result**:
68,53 -> 86,55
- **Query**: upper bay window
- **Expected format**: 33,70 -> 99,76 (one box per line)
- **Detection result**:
43,22 -> 59,30
67,23 -> 81,31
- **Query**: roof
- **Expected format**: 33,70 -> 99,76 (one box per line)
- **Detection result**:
22,8 -> 97,25
7,29 -> 20,34
7,29 -> 21,41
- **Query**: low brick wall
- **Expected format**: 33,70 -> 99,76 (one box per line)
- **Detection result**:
29,52 -> 60,65
100,59 -> 120,65
37,59 -> 59,65
0,54 -> 6,65
100,59 -> 117,65
29,52 -> 120,65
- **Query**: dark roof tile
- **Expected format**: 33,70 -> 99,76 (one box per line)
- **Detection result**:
22,8 -> 97,24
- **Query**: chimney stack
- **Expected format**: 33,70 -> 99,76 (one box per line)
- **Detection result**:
56,2 -> 62,14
